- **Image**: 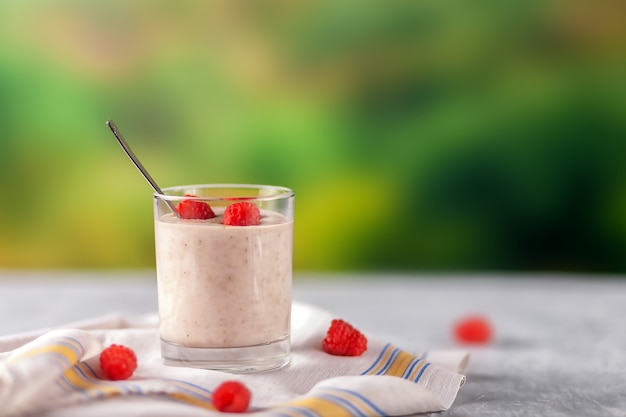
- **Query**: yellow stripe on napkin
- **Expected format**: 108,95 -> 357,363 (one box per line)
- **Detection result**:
379,349 -> 418,377
282,395 -> 361,417
407,361 -> 430,382
361,343 -> 397,375
167,392 -> 216,411
63,366 -> 124,398
61,362 -> 216,411
7,337 -> 82,366
360,343 -> 432,384
280,387 -> 385,417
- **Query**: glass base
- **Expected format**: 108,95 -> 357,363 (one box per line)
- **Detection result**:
160,336 -> 290,373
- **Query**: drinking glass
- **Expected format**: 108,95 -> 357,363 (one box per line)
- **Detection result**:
153,184 -> 294,372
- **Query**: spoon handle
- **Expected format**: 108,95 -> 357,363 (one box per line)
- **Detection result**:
106,120 -> 178,216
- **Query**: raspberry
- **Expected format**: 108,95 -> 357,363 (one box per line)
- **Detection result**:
213,381 -> 251,413
322,319 -> 368,356
99,344 -> 137,380
223,202 -> 261,226
454,315 -> 492,344
176,194 -> 215,220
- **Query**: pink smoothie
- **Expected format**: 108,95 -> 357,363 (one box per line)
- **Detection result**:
155,210 -> 293,348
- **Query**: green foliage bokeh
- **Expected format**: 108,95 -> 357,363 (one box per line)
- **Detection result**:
1,0 -> 626,272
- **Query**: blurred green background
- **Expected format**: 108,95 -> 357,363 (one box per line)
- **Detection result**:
1,0 -> 626,273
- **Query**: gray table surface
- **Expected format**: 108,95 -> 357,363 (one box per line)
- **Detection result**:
1,270 -> 625,416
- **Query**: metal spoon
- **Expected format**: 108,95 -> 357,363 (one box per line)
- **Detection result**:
106,119 -> 179,216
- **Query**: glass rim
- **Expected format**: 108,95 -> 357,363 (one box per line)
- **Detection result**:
155,183 -> 295,202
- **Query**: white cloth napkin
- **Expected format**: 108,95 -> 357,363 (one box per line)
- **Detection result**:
0,303 -> 468,417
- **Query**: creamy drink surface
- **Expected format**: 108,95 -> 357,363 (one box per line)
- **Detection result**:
155,210 -> 293,348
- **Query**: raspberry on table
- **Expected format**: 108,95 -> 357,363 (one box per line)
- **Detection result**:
213,380 -> 251,413
223,201 -> 261,226
176,194 -> 215,220
322,319 -> 368,356
453,315 -> 493,344
99,344 -> 137,380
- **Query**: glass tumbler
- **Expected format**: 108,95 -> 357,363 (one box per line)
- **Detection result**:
153,184 -> 294,373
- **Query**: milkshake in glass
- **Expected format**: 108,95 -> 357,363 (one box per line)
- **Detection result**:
154,184 -> 294,372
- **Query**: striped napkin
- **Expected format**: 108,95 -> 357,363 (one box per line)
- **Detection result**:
0,303 -> 468,417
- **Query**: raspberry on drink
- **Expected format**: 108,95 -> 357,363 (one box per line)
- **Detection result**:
213,380 -> 252,413
176,194 -> 215,220
99,344 -> 138,380
322,319 -> 368,356
453,315 -> 493,344
223,202 -> 261,226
